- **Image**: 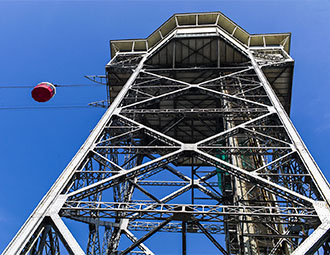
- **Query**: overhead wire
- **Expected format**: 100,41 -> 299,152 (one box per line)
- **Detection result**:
56,84 -> 103,87
0,105 -> 98,110
0,86 -> 33,88
0,84 -> 102,88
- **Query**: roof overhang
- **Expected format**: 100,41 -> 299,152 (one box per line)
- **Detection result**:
110,12 -> 291,57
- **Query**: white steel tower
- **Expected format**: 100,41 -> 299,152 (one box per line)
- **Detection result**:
3,12 -> 330,255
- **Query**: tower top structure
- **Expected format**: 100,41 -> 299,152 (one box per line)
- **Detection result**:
108,11 -> 293,113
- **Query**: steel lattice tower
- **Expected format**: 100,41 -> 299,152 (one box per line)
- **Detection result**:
3,12 -> 330,255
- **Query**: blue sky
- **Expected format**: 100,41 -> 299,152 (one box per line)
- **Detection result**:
1,0 -> 330,253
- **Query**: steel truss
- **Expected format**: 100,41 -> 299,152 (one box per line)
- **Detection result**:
3,12 -> 330,255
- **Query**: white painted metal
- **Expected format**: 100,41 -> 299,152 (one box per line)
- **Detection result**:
4,12 -> 330,255
248,52 -> 330,205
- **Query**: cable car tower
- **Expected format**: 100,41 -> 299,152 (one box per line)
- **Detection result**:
3,12 -> 330,255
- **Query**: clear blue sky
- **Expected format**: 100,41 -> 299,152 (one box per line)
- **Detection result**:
1,0 -> 330,253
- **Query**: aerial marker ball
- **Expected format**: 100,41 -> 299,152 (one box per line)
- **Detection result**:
31,82 -> 56,102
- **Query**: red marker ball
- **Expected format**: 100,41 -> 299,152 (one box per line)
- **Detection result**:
31,82 -> 56,102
